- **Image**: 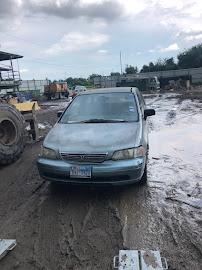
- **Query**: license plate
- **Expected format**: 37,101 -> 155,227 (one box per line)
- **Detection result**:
70,166 -> 92,178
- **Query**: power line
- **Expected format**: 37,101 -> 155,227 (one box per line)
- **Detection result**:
22,57 -> 117,70
0,32 -> 43,48
23,58 -> 75,68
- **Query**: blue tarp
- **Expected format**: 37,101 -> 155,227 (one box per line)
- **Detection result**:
16,92 -> 33,102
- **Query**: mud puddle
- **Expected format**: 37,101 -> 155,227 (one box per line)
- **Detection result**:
118,94 -> 202,270
40,100 -> 70,111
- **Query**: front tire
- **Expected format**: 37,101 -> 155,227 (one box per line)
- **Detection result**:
0,104 -> 26,165
140,164 -> 147,185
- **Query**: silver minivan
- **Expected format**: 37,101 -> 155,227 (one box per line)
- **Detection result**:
37,87 -> 155,185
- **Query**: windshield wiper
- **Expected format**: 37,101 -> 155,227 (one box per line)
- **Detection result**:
79,118 -> 128,123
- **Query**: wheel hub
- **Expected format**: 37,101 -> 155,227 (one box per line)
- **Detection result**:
0,120 -> 17,145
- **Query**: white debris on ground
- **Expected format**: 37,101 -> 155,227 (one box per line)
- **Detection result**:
0,239 -> 17,261
38,123 -> 52,130
25,122 -> 52,131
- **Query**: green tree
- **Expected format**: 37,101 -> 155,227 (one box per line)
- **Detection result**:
125,65 -> 138,74
149,62 -> 155,71
65,77 -> 74,87
165,57 -> 178,70
140,44 -> 202,72
140,65 -> 149,73
65,77 -> 93,88
178,44 -> 202,69
140,58 -> 177,72
155,59 -> 165,71
110,72 -> 120,76
89,74 -> 101,81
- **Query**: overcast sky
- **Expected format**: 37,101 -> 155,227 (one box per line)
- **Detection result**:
0,0 -> 202,79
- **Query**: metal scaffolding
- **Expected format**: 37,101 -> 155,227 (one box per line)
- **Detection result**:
0,51 -> 23,93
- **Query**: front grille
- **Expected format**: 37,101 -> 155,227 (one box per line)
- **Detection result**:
60,153 -> 107,163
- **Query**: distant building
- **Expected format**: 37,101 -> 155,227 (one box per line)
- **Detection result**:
93,67 -> 202,89
93,74 -> 160,91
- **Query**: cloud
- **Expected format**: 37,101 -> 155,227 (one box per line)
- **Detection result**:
160,43 -> 180,52
27,0 -> 123,21
185,34 -> 202,41
131,0 -> 202,38
0,41 -> 18,50
1,1 -> 202,33
0,0 -> 124,31
20,68 -> 29,73
118,0 -> 149,16
45,32 -> 109,55
0,0 -> 22,30
1,0 -> 202,80
148,43 -> 180,53
0,0 -> 19,16
179,30 -> 202,42
97,49 -> 108,54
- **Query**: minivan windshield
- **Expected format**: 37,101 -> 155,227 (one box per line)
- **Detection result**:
60,92 -> 139,123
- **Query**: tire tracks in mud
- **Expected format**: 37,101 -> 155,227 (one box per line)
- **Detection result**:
29,186 -> 124,270
158,202 -> 202,270
53,188 -> 123,270
0,109 -> 125,270
0,143 -> 44,229
1,181 -> 124,270
1,186 -> 124,269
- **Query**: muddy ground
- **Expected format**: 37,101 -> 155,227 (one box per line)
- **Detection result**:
0,93 -> 201,270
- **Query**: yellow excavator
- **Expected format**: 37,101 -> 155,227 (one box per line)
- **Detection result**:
0,51 -> 39,165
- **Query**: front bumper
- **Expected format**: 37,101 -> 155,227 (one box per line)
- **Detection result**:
37,157 -> 145,186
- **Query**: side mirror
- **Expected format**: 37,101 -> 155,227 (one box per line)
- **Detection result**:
144,109 -> 155,119
57,111 -> 63,118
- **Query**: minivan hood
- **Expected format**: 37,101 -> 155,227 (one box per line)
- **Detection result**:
44,122 -> 142,153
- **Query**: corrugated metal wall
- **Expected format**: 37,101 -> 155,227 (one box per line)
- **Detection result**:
19,79 -> 49,93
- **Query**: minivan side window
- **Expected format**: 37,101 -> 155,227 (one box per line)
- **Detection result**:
136,91 -> 144,115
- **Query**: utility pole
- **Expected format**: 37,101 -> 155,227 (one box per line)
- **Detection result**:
10,57 -> 15,80
120,51 -> 123,75
17,59 -> 21,81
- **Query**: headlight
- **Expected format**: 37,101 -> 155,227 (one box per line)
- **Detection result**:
41,146 -> 57,159
112,146 -> 146,161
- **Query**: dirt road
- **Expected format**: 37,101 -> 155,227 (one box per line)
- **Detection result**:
0,94 -> 201,269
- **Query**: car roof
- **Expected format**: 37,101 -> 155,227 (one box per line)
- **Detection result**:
80,87 -> 139,95
75,85 -> 86,88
